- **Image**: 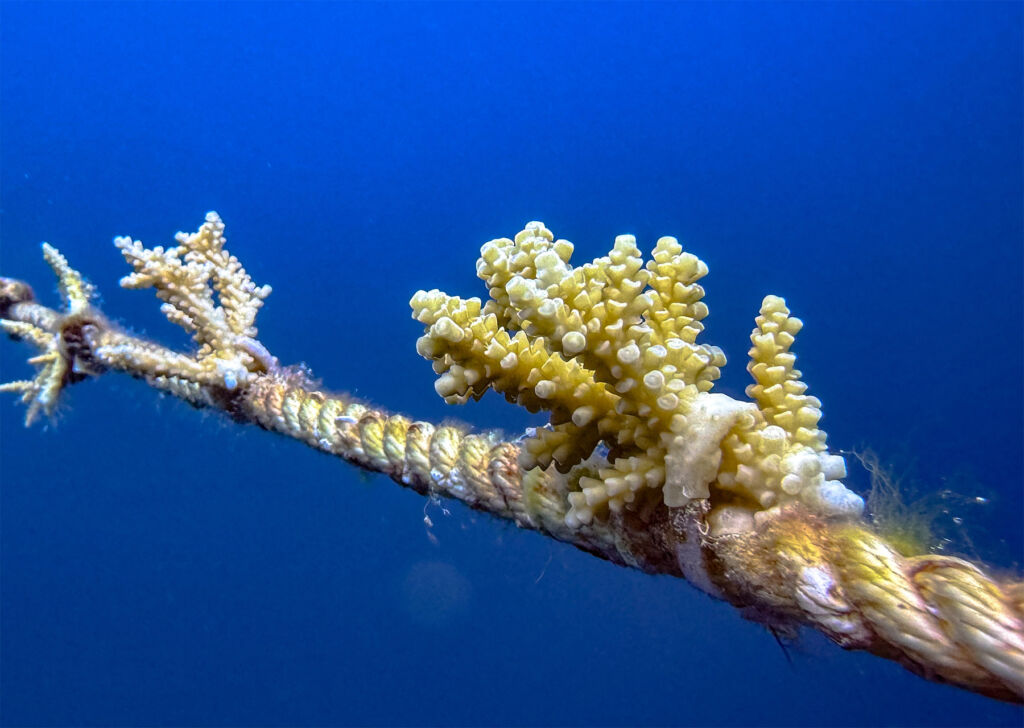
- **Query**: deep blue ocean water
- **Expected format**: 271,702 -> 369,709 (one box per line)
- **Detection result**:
1,2 -> 1021,726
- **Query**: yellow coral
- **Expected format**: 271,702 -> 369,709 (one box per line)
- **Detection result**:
412,222 -> 864,529
0,319 -> 68,425
714,296 -> 859,527
42,242 -> 94,315
0,243 -> 95,425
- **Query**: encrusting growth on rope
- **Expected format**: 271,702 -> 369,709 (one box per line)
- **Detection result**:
1,213 -> 1021,703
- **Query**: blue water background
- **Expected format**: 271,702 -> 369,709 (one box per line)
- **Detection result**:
1,2 -> 1021,725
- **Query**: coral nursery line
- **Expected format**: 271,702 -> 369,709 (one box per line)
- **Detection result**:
2,212 -> 1022,703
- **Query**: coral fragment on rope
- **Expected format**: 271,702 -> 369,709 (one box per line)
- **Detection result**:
411,222 -> 864,529
114,211 -> 276,391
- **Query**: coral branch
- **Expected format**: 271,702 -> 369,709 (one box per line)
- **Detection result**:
115,211 -> 276,390
0,245 -> 100,424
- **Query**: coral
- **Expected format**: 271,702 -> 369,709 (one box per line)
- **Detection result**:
0,317 -> 68,425
411,222 -> 864,529
1,213 -> 281,416
0,244 -> 95,424
113,211 -> 277,391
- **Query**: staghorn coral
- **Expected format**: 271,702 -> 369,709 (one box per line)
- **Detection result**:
113,211 -> 277,392
0,244 -> 96,424
411,222 -> 863,530
1,213 -> 282,418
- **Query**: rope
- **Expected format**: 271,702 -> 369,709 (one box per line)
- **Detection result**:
714,513 -> 1024,703
837,526 -> 1024,701
241,373 -> 536,524
238,371 -> 642,561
